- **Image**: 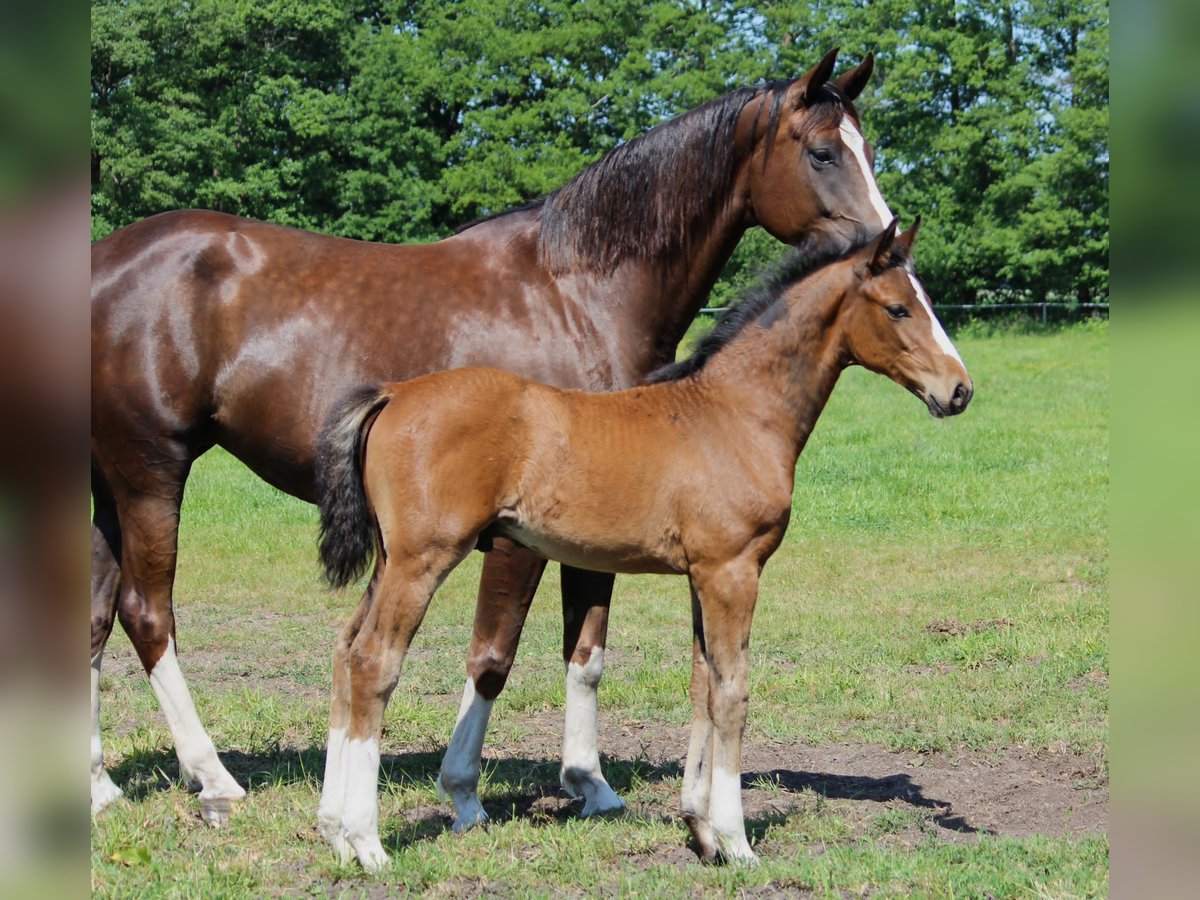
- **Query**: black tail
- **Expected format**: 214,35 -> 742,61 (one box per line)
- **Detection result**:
316,385 -> 391,588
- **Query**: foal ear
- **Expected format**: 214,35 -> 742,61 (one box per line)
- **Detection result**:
789,48 -> 840,109
894,215 -> 921,255
834,52 -> 874,101
868,217 -> 900,275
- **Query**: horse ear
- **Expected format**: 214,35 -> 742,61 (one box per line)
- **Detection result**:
868,217 -> 900,275
894,215 -> 921,255
834,52 -> 874,101
788,48 -> 840,109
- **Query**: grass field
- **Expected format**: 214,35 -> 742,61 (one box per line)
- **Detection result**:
91,322 -> 1108,897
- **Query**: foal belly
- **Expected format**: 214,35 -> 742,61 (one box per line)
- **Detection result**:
495,520 -> 684,576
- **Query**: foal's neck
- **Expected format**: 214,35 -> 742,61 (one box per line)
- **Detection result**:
700,270 -> 849,461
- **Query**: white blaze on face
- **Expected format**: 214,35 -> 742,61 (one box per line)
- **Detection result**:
907,271 -> 965,366
838,118 -> 893,229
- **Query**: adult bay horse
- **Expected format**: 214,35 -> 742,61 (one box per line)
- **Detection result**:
91,49 -> 895,825
314,219 -> 971,869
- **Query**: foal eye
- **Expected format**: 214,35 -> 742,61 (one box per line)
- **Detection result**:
886,305 -> 908,320
809,148 -> 835,166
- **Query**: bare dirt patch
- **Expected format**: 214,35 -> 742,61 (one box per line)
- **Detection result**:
484,713 -> 1106,847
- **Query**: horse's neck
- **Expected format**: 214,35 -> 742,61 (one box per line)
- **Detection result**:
596,200 -> 749,375
703,280 -> 848,459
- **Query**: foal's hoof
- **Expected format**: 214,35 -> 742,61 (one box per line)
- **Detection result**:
353,839 -> 390,873
199,795 -> 242,827
91,774 -> 124,817
580,791 -> 626,819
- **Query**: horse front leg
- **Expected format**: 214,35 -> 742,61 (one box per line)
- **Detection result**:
686,559 -> 760,864
559,566 -> 625,817
438,539 -> 546,832
91,483 -> 124,815
110,474 -> 245,825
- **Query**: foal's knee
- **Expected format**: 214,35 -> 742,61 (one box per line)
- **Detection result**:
468,644 -> 515,701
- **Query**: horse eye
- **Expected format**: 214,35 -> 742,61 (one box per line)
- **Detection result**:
809,148 -> 835,166
886,304 -> 908,320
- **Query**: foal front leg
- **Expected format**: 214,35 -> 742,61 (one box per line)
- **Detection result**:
685,561 -> 760,864
681,586 -> 716,856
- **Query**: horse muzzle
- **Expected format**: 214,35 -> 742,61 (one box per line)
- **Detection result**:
924,381 -> 972,418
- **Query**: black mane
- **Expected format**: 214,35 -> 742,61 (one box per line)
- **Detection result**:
455,81 -> 854,273
644,233 -> 910,384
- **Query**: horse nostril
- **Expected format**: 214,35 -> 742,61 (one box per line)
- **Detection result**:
951,383 -> 970,410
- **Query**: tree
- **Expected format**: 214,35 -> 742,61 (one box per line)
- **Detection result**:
92,0 -> 1109,305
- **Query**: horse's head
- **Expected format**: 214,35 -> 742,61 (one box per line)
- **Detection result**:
840,218 -> 973,418
741,49 -> 893,255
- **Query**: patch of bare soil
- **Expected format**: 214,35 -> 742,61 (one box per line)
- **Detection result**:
486,713 -> 1106,846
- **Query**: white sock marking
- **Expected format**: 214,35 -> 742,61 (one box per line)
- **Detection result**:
342,736 -> 388,871
148,637 -> 244,803
709,763 -> 754,861
438,678 -> 493,831
561,647 -> 624,814
839,119 -> 893,229
907,271 -> 965,365
91,655 -> 123,815
318,726 -> 351,860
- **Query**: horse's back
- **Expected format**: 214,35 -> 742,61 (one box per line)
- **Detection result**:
89,211 -> 539,497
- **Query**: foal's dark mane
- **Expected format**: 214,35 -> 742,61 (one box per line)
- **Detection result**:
456,81 -> 854,274
644,235 -> 911,384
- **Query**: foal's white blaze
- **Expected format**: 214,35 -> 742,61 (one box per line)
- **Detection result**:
561,646 -> 625,816
838,118 -> 893,229
148,637 -> 245,817
437,677 -> 494,832
342,736 -> 389,871
907,271 -> 965,366
91,655 -> 123,815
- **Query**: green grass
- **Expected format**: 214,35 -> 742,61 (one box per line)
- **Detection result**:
92,323 -> 1108,896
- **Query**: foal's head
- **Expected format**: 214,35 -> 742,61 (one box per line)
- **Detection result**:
840,219 -> 973,417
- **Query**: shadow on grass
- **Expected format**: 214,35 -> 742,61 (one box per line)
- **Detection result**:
106,744 -> 682,809
107,747 -> 988,857
744,767 -> 994,835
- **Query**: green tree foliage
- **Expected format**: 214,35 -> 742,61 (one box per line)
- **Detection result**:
91,0 -> 1108,305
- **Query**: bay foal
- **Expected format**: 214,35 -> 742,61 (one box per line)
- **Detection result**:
315,219 -> 971,869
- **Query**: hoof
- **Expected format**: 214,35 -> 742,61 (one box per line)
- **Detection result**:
199,794 -> 243,827
580,791 -> 626,818
318,818 -> 354,865
91,770 -> 124,817
438,773 -> 489,833
451,806 -> 488,834
353,838 -> 390,873
562,767 -> 626,818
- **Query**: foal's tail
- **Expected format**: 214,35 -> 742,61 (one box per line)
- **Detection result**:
316,385 -> 392,589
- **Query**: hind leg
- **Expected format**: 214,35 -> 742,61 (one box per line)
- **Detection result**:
438,539 -> 546,831
318,568 -> 376,862
104,450 -> 245,824
559,566 -> 624,816
91,478 -> 124,815
328,548 -> 468,872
